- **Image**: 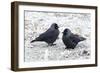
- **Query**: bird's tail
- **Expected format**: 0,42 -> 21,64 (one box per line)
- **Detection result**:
30,40 -> 36,43
80,37 -> 86,41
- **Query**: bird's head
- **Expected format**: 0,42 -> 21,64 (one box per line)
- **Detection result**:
51,23 -> 59,29
63,28 -> 71,35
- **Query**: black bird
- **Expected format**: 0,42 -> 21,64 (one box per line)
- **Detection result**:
31,23 -> 59,46
62,28 -> 86,49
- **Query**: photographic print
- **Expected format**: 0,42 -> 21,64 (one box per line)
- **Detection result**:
25,11 -> 90,62
11,1 -> 97,71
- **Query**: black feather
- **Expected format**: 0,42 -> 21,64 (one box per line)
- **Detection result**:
62,28 -> 86,49
31,23 -> 59,46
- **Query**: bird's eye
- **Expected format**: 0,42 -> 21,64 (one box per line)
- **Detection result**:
54,24 -> 59,29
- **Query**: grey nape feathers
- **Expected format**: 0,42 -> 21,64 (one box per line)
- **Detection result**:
62,28 -> 86,49
31,23 -> 59,46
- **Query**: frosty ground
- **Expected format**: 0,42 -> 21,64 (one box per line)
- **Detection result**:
24,11 -> 91,62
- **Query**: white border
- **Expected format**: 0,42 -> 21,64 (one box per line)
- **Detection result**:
18,5 -> 96,68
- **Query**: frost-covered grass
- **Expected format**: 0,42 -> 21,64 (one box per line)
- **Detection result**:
24,11 -> 91,62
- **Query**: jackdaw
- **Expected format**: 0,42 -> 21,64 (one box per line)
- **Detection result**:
62,28 -> 86,49
31,23 -> 59,46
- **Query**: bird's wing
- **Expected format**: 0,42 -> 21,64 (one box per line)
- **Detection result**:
37,29 -> 55,40
74,34 -> 86,41
70,34 -> 86,43
69,34 -> 81,43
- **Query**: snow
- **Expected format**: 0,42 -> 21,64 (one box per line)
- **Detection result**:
24,11 -> 91,62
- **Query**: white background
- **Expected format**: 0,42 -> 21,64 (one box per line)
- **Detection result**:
0,0 -> 99,73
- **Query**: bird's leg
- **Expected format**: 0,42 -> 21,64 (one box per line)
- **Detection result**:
48,43 -> 56,46
52,43 -> 56,46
